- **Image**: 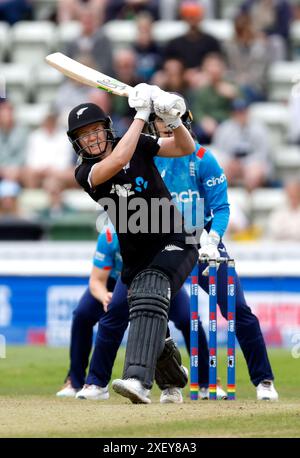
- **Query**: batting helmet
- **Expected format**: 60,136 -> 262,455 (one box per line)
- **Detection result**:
67,103 -> 115,159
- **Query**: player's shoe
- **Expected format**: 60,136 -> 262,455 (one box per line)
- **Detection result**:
112,378 -> 151,404
199,378 -> 228,400
56,378 -> 79,398
160,387 -> 183,404
256,380 -> 279,401
199,387 -> 209,400
75,384 -> 109,400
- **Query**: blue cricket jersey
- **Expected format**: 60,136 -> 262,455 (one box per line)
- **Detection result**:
93,224 -> 122,280
154,142 -> 230,238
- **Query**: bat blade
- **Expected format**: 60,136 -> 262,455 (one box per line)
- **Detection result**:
45,52 -> 180,116
45,52 -> 131,96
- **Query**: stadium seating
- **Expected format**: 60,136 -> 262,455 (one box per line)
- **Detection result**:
33,0 -> 58,20
201,19 -> 233,41
219,0 -> 243,19
102,19 -> 233,47
56,21 -> 81,50
10,21 -> 56,65
62,189 -> 99,212
0,21 -> 10,61
291,20 -> 300,60
34,64 -> 64,103
102,20 -> 137,49
268,61 -> 300,102
228,188 -> 251,215
251,188 -> 286,228
273,144 -> 300,180
19,189 -> 50,213
1,63 -> 32,104
15,103 -> 50,129
249,102 -> 290,146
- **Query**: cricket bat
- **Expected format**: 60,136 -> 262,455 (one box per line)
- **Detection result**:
45,52 -> 180,116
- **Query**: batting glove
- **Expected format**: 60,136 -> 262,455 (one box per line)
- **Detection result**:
153,92 -> 185,129
128,83 -> 153,122
198,230 -> 220,276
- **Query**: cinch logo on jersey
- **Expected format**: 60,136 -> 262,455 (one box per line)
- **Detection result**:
206,173 -> 226,187
171,189 -> 200,203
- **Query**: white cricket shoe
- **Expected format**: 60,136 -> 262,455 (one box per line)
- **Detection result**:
56,379 -> 79,398
76,384 -> 109,400
199,378 -> 228,400
199,386 -> 227,400
199,387 -> 209,400
112,378 -> 151,404
160,387 -> 183,404
256,380 -> 279,401
217,384 -> 228,400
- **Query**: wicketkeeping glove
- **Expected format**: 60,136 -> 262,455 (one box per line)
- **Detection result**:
128,83 -> 153,122
198,229 -> 221,276
153,91 -> 185,129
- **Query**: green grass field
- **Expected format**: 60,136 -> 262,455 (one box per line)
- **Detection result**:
0,346 -> 300,438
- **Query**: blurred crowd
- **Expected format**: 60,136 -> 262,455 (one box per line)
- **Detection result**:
1,0 -> 300,241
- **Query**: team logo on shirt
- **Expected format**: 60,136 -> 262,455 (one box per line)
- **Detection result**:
110,183 -> 135,197
135,176 -> 148,192
76,107 -> 88,118
189,162 -> 195,177
162,245 -> 184,252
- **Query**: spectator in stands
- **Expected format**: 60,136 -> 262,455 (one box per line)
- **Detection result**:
65,6 -> 113,75
213,99 -> 272,192
241,0 -> 292,58
54,54 -> 96,124
0,0 -> 32,24
159,0 -> 216,21
0,179 -> 44,240
111,47 -> 142,135
268,179 -> 300,240
224,12 -> 271,102
38,176 -> 74,220
57,0 -> 107,22
133,12 -> 162,82
88,89 -> 131,138
0,100 -> 28,184
164,1 -> 222,69
188,53 -> 239,144
226,201 -> 250,239
0,180 -> 21,217
151,58 -> 188,96
105,0 -> 159,22
23,110 -> 74,189
288,90 -> 300,144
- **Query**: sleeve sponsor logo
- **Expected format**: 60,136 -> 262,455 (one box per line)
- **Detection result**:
206,173 -> 226,187
94,251 -> 105,261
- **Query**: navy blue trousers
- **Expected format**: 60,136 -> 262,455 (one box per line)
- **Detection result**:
197,241 -> 274,386
69,243 -> 274,388
68,278 -> 209,388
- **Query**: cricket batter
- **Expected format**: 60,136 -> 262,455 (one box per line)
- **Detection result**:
68,84 -> 198,403
57,223 -> 225,403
